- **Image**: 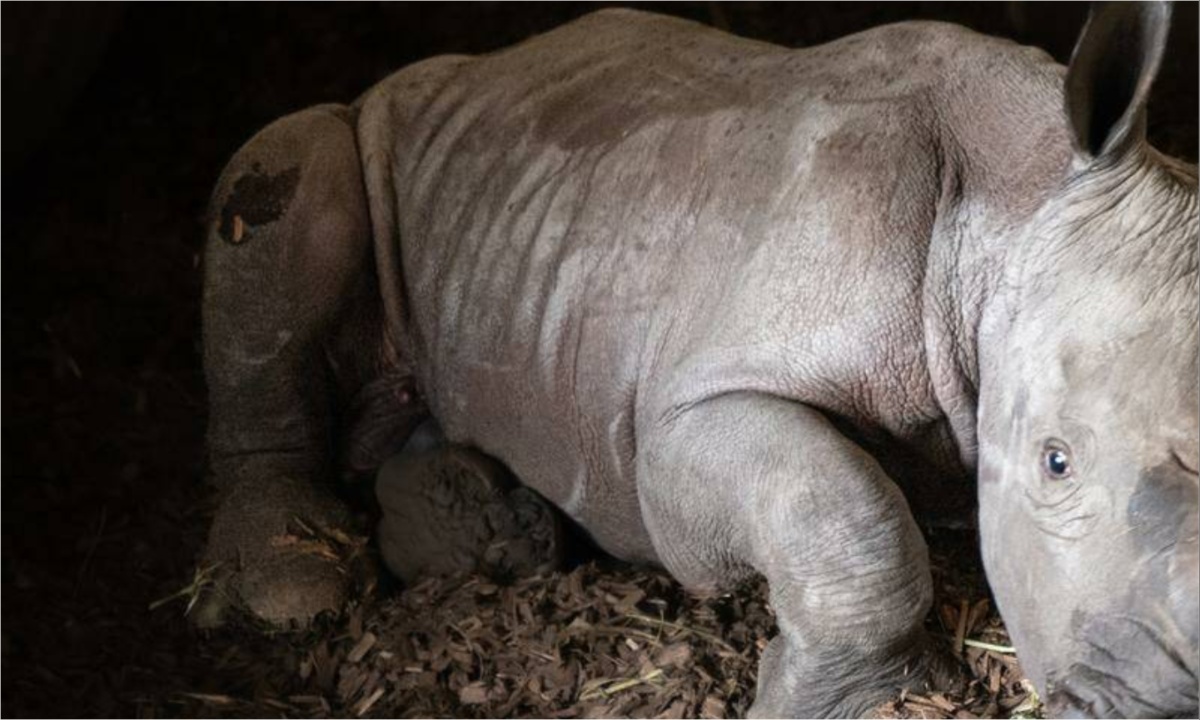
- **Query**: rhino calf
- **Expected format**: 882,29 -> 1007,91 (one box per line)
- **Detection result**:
198,4 -> 1198,717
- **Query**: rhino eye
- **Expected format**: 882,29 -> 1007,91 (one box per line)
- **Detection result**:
1042,442 -> 1073,479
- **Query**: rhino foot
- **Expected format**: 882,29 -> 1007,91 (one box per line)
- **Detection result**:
192,473 -> 362,629
376,437 -> 563,586
752,627 -> 963,718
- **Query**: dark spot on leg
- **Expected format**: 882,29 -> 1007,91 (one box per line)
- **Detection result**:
217,163 -> 301,244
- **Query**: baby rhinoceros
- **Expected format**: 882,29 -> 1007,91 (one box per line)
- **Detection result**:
197,3 -> 1198,717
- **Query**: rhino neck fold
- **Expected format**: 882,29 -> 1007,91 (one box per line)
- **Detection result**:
921,112 -> 1074,475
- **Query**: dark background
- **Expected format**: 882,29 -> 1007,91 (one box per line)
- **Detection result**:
2,3 -> 1195,717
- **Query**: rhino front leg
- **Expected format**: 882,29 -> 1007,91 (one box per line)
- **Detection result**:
640,392 -> 944,717
197,104 -> 377,627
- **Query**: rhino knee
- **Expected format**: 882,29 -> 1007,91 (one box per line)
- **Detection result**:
204,104 -> 371,332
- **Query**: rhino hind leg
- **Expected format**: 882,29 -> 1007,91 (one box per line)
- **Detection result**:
640,392 -> 960,717
375,421 -> 564,586
195,104 -> 383,628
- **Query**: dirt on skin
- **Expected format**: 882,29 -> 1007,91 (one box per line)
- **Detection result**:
2,3 -> 1193,719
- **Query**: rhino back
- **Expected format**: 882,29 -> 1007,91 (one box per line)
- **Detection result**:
356,9 -> 1069,559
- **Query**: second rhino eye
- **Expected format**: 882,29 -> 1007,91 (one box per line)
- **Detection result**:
1042,442 -> 1073,479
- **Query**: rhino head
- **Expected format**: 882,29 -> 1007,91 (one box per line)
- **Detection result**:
976,3 -> 1198,717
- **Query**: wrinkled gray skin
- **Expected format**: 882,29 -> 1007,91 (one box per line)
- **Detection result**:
200,5 -> 1198,717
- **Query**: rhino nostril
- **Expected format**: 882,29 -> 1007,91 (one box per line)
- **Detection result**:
1170,448 -> 1198,477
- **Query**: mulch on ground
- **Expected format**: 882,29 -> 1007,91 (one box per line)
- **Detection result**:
144,530 -> 1039,719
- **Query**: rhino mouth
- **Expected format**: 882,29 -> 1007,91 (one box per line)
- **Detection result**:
1045,615 -> 1199,719
1046,671 -> 1198,719
1045,665 -> 1155,718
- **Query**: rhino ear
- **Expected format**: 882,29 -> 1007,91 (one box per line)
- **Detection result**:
1064,1 -> 1172,161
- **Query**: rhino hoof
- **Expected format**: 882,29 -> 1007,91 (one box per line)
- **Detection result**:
189,553 -> 350,629
194,474 -> 361,629
238,552 -> 350,626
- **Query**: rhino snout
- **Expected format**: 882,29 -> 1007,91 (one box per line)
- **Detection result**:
1044,665 -> 1192,719
1045,608 -> 1200,719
